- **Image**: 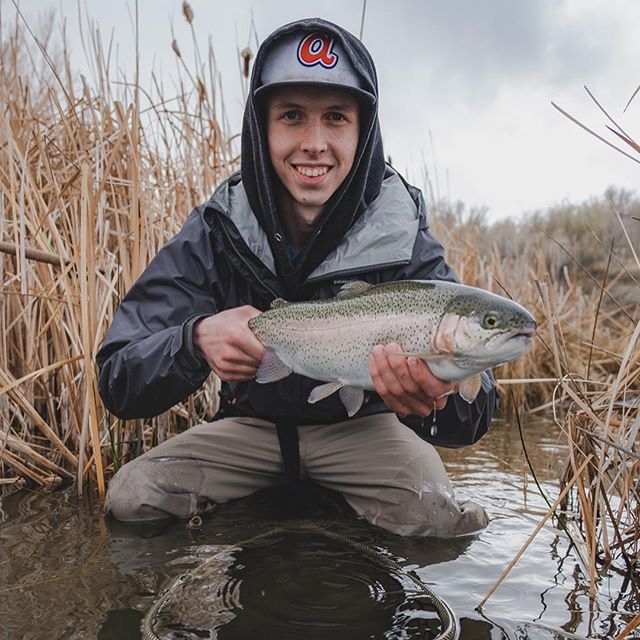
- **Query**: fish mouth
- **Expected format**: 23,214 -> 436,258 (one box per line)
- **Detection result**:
504,331 -> 534,350
518,322 -> 538,336
508,325 -> 536,341
472,326 -> 535,365
488,325 -> 535,346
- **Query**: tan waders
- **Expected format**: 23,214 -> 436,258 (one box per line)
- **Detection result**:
105,414 -> 488,537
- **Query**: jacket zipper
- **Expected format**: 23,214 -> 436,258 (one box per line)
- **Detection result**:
218,216 -> 281,300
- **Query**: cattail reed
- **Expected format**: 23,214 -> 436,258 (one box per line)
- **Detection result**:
472,94 -> 640,604
182,2 -> 194,25
1,13 -> 232,494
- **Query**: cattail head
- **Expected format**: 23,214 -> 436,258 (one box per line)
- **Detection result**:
171,39 -> 182,58
241,47 -> 253,79
182,2 -> 194,24
197,78 -> 206,103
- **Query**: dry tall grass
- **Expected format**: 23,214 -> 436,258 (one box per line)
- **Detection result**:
1,6 -> 236,495
472,90 -> 640,607
547,92 -> 640,597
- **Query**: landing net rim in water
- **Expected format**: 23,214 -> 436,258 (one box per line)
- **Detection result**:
141,523 -> 458,640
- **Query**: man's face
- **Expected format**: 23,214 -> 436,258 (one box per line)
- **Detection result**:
266,85 -> 360,219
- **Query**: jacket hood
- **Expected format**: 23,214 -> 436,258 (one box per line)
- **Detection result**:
240,17 -> 386,298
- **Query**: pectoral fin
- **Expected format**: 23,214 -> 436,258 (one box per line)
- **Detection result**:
255,349 -> 292,383
459,374 -> 482,403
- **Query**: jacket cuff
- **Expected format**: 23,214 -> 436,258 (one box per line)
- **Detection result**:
176,314 -> 212,373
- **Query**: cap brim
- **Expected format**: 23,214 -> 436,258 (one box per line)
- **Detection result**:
254,80 -> 375,104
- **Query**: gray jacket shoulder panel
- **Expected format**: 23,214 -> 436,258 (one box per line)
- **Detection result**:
222,179 -> 277,275
215,170 -> 420,284
306,172 -> 420,282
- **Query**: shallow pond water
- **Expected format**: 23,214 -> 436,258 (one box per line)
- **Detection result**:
0,417 -> 638,639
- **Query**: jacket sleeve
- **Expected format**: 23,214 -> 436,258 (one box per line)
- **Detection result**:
393,186 -> 500,447
95,207 -> 218,419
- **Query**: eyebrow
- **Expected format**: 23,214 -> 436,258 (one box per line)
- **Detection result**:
271,101 -> 357,112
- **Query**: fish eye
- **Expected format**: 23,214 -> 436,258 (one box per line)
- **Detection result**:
482,312 -> 501,330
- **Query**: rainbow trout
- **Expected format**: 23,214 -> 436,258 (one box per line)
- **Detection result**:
248,280 -> 536,417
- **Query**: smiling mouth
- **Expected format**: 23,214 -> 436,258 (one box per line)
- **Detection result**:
294,165 -> 330,178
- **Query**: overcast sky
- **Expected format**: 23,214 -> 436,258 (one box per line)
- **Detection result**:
11,0 -> 640,221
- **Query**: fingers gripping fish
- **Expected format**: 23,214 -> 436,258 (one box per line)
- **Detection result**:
248,280 -> 536,417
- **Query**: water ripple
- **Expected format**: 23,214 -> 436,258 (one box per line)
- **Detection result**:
151,531 -> 445,640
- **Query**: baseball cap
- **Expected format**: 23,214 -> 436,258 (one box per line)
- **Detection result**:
255,31 -> 374,102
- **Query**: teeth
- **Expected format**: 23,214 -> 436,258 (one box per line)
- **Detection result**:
296,166 -> 329,178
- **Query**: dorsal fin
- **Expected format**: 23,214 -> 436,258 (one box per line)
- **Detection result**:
270,297 -> 290,309
336,281 -> 373,298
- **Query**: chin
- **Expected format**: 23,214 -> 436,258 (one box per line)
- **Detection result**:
299,196 -> 330,208
295,190 -> 332,208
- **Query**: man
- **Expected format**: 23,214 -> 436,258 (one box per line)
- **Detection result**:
97,18 -> 498,537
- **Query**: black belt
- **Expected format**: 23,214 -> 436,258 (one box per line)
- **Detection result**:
275,420 -> 301,485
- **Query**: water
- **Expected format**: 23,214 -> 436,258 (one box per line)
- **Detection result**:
0,418 -> 638,639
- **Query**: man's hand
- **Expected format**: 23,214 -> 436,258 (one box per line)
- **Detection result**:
368,342 -> 457,417
193,306 -> 265,381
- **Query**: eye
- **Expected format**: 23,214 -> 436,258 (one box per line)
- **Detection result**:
282,110 -> 302,121
482,312 -> 501,330
327,111 -> 347,122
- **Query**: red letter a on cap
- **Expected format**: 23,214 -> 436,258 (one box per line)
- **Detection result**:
297,34 -> 338,69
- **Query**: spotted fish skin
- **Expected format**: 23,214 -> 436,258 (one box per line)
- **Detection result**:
248,280 -> 536,416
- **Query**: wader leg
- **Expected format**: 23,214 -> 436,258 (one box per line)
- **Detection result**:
300,413 -> 488,538
105,417 -> 286,522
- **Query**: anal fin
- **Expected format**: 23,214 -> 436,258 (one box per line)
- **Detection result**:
307,382 -> 365,418
339,386 -> 365,417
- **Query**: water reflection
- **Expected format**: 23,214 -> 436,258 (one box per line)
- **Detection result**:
146,529 -> 454,640
0,488 -> 137,640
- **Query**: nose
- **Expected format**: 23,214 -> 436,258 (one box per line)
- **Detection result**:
300,119 -> 328,155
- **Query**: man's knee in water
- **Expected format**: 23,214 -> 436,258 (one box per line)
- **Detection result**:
105,457 -> 197,522
360,486 -> 489,538
350,448 -> 489,537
